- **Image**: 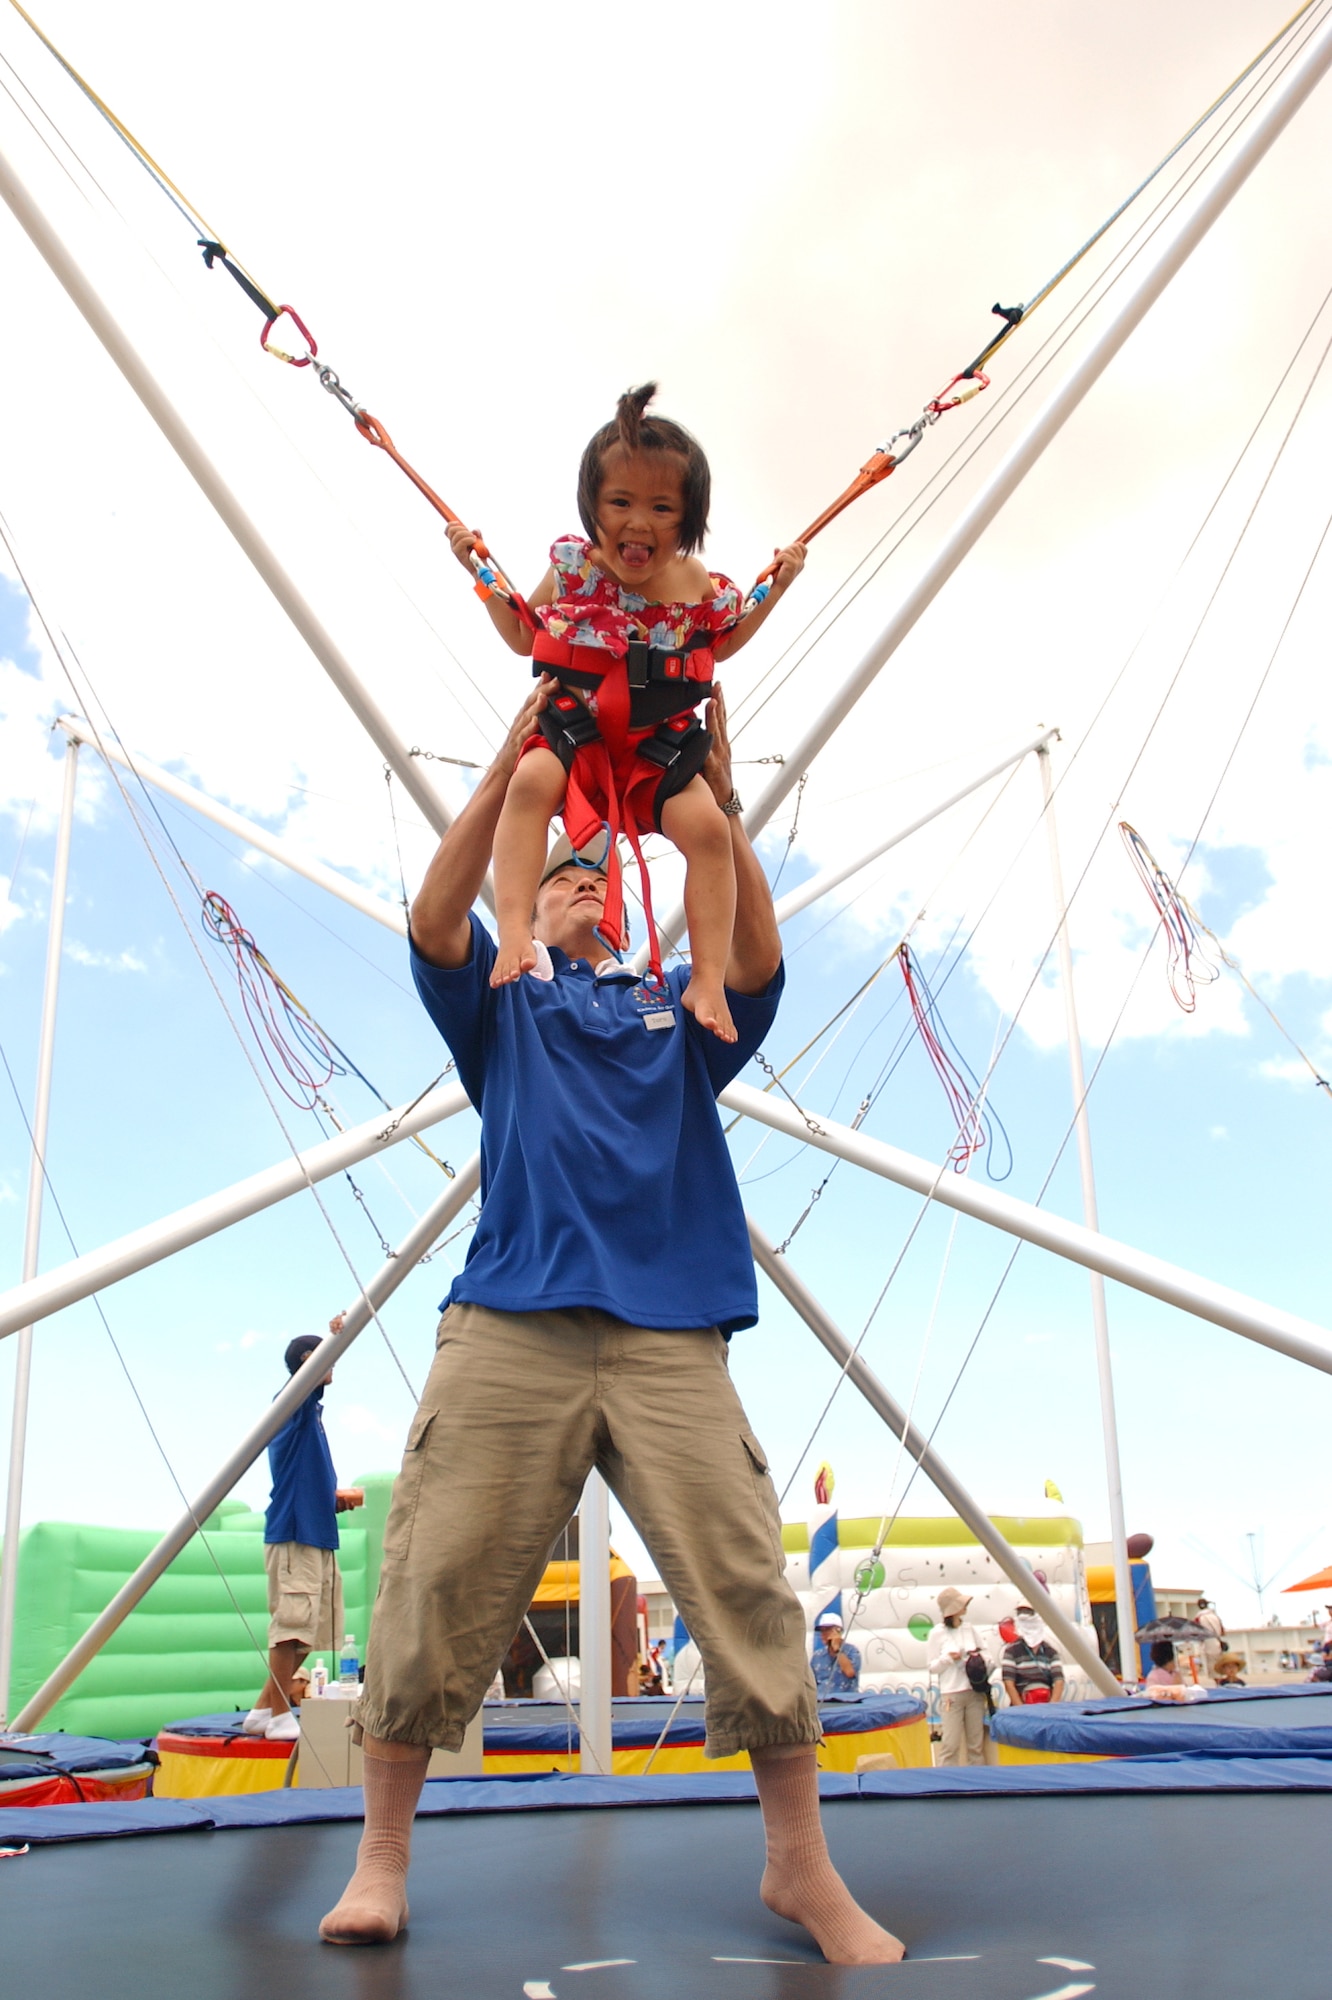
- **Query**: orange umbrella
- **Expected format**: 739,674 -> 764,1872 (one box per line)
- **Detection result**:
1282,1565 -> 1332,1593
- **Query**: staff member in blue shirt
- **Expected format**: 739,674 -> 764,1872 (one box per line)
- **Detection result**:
812,1612 -> 862,1697
321,683 -> 903,1966
245,1324 -> 362,1742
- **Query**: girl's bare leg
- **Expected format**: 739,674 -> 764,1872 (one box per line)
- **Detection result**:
659,777 -> 737,1043
491,747 -> 568,986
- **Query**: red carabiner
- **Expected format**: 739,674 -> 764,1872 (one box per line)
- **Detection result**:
926,367 -> 991,417
260,305 -> 318,367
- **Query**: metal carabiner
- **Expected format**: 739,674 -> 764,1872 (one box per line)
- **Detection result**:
314,364 -> 365,422
260,305 -> 318,367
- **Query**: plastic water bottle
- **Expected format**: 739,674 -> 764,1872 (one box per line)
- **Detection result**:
338,1634 -> 359,1689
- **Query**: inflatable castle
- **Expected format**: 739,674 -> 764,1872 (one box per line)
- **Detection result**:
674,1466 -> 1096,1719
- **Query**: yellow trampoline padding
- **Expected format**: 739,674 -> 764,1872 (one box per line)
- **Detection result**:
154,1749 -> 292,1798
995,1742 -> 1108,1767
482,1718 -> 931,1778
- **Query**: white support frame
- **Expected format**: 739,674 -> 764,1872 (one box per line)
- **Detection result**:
0,1084 -> 468,1341
720,1083 -> 1332,1373
54,716 -> 408,938
4,17 -> 1332,1732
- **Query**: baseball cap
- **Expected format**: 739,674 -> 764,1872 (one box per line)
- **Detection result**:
815,1612 -> 844,1630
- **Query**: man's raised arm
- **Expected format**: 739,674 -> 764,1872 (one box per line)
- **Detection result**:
410,679 -> 554,968
702,688 -> 782,997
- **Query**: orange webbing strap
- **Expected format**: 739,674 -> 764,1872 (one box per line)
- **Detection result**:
353,411 -> 538,633
748,447 -> 899,599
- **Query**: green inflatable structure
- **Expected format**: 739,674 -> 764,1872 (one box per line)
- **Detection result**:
2,1473 -> 395,1740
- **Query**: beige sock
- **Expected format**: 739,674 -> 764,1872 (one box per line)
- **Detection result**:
319,1739 -> 430,1945
750,1744 -> 905,1965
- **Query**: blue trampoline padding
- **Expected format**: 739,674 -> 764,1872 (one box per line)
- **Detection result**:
9,1754 -> 1332,1849
0,1797 -> 214,1843
0,1733 -> 153,1773
991,1684 -> 1332,1757
157,1713 -> 252,1738
859,1755 -> 1332,1797
484,1692 -> 920,1752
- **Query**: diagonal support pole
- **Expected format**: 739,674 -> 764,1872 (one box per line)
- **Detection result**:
643,10 -> 1332,961
0,1083 -> 469,1342
723,1083 -> 1332,1374
9,1155 -> 480,1734
748,1219 -> 1120,1694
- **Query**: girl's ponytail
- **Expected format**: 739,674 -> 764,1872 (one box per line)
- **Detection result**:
616,381 -> 658,455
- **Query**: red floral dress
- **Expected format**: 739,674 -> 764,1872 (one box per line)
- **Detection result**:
525,536 -> 742,975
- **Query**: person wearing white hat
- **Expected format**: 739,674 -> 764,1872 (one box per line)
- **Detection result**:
926,1586 -> 992,1766
812,1612 -> 861,1697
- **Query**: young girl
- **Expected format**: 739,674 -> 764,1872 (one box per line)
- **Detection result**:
447,384 -> 805,1041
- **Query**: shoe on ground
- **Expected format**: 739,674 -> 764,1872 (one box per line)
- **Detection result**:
265,1710 -> 301,1742
241,1707 -> 272,1737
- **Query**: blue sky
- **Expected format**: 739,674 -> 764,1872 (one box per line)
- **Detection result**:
3,1 -> 1332,1640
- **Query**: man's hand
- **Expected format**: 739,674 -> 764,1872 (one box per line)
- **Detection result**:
702,684 -> 735,809
335,1487 -> 365,1513
499,675 -> 556,776
328,1313 -> 345,1337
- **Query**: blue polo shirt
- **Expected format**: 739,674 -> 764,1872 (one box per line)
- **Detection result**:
412,914 -> 783,1333
265,1389 -> 338,1550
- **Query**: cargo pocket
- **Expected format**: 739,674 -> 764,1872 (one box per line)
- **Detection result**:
380,1408 -> 438,1565
741,1429 -> 785,1569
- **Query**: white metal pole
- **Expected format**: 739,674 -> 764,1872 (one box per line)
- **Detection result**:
54,717 -> 408,938
578,1469 -> 613,1776
749,1219 -> 1120,1696
720,1083 -> 1332,1374
9,1155 -> 480,1734
0,737 -> 79,1726
1037,743 -> 1139,1683
0,143 -> 459,846
771,727 -> 1059,929
0,1083 -> 469,1342
643,14 -> 1332,960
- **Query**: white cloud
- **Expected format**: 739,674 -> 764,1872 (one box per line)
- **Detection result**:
64,939 -> 147,973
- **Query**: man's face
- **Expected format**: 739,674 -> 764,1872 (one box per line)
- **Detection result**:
533,865 -> 614,956
821,1624 -> 843,1652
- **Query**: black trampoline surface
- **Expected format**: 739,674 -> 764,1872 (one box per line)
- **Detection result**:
2,1786 -> 1325,2000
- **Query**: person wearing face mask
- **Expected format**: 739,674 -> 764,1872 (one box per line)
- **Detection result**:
925,1586 -> 992,1765
1001,1604 -> 1066,1706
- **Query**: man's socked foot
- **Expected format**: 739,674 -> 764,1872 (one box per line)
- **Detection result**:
319,1869 -> 409,1946
761,1861 -> 905,1966
490,936 -> 538,987
680,976 -> 737,1043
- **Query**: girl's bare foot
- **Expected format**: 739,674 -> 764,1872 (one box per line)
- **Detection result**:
491,936 -> 538,986
681,976 -> 737,1042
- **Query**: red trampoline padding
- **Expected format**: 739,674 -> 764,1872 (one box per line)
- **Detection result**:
155,1732 -> 290,1761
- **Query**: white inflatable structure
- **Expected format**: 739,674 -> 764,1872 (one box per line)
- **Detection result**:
674,1501 -> 1096,1721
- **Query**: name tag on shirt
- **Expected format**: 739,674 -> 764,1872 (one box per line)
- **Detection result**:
642,1009 -> 677,1031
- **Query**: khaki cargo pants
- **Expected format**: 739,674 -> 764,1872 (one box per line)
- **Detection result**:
358,1301 -> 819,1758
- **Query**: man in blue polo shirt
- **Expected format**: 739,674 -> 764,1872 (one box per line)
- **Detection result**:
321,684 -> 902,1966
246,1326 -> 361,1741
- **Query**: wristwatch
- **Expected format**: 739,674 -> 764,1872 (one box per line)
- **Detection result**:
720,789 -> 744,816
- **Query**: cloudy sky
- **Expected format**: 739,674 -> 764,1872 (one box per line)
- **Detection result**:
3,0 -> 1332,1646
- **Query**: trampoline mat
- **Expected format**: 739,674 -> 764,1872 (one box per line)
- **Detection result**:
2,1790 -> 1325,2000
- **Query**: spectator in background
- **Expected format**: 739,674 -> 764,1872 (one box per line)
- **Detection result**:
927,1586 -> 991,1764
1144,1639 -> 1180,1687
1212,1652 -> 1246,1686
1001,1604 -> 1065,1707
811,1613 -> 861,1697
244,1319 -> 363,1742
1196,1597 -> 1225,1682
